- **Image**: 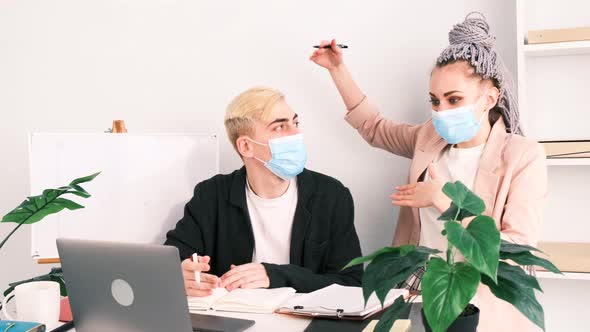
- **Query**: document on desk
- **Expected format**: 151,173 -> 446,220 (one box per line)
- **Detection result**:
187,287 -> 296,314
277,284 -> 409,319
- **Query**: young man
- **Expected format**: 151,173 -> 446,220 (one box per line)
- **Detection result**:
164,86 -> 362,297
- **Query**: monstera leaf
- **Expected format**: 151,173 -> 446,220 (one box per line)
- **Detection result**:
0,172 -> 100,250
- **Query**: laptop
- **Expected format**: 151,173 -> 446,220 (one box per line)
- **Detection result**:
56,238 -> 255,332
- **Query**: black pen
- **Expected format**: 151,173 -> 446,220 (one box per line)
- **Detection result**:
313,44 -> 348,49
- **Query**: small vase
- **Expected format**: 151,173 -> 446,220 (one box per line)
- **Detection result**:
421,304 -> 480,332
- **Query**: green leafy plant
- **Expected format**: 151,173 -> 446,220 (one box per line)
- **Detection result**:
0,172 -> 100,251
0,173 -> 99,313
345,181 -> 560,332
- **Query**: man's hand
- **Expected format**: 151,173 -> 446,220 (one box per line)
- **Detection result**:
181,255 -> 220,297
220,263 -> 270,291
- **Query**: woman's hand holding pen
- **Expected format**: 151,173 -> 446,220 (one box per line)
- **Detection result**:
310,39 -> 343,71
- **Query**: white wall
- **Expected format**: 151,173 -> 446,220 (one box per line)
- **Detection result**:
0,0 -> 517,300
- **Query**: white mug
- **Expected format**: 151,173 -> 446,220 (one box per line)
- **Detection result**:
2,281 -> 60,329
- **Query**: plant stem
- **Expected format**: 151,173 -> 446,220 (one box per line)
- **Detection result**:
446,207 -> 463,265
0,218 -> 30,250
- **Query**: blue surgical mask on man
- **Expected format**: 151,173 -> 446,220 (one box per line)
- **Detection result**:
247,134 -> 308,180
431,95 -> 489,144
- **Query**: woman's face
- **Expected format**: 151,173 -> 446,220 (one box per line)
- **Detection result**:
429,61 -> 497,119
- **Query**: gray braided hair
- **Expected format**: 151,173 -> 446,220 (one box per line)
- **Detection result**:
436,12 -> 523,135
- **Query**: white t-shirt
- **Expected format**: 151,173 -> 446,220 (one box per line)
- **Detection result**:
419,144 -> 485,256
246,178 -> 298,265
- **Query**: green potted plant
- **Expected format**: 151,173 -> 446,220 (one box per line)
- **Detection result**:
344,181 -> 560,332
0,172 -> 99,315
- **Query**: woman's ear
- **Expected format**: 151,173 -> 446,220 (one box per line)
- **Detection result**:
485,86 -> 500,111
236,136 -> 254,159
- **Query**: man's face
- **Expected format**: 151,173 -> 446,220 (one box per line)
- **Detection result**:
249,99 -> 300,162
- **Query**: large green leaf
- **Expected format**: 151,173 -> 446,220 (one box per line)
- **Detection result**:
343,245 -> 414,270
53,198 -> 84,210
481,262 -> 545,331
445,216 -> 500,282
438,202 -> 477,222
70,172 -> 101,186
363,248 -> 432,306
49,275 -> 68,297
415,246 -> 443,255
500,251 -> 561,274
2,202 -> 66,224
440,181 -> 485,219
65,190 -> 92,198
374,295 -> 411,332
492,262 -> 542,292
421,258 -> 480,332
1,173 -> 99,251
1,173 -> 99,225
500,240 -> 544,254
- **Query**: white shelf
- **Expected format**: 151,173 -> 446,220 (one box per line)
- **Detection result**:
525,40 -> 590,57
546,158 -> 590,166
537,271 -> 590,281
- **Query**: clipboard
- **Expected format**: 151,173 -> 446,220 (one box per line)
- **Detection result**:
276,285 -> 409,321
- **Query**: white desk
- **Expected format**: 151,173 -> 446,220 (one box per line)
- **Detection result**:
200,310 -> 312,332
64,312 -> 311,332
63,303 -> 426,332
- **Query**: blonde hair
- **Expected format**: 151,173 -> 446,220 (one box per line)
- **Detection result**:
224,86 -> 285,152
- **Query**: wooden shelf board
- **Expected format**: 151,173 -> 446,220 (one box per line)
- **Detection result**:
546,158 -> 590,166
537,271 -> 590,281
525,40 -> 590,57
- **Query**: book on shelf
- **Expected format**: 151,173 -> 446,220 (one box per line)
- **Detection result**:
540,140 -> 590,159
537,242 -> 590,273
527,26 -> 590,44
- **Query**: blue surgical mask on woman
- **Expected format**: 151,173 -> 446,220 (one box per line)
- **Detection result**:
247,134 -> 308,180
431,98 -> 489,144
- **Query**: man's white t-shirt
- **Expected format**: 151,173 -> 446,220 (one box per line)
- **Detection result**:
246,178 -> 298,264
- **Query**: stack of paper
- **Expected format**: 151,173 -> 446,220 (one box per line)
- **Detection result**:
187,287 -> 296,314
278,284 -> 409,319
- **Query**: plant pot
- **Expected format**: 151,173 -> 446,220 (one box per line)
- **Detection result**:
60,296 -> 73,322
421,304 -> 480,332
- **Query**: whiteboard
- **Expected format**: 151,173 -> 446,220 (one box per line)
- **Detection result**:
29,133 -> 219,259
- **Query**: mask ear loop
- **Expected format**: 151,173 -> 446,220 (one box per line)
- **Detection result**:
245,137 -> 269,165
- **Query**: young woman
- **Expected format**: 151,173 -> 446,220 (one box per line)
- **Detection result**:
311,13 -> 547,332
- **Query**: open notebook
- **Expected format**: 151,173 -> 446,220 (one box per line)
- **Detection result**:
277,284 -> 409,319
187,287 -> 296,314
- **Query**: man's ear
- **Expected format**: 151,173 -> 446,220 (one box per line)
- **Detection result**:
236,136 -> 254,159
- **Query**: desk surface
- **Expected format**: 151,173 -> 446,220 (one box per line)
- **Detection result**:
64,304 -> 425,332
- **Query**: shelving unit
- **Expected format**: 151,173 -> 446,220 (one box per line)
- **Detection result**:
546,158 -> 590,166
516,1 -> 590,330
524,40 -> 590,57
537,271 -> 590,281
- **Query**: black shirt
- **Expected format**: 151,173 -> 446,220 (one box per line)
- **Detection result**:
164,167 -> 363,293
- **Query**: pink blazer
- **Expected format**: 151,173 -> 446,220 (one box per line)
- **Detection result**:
345,98 -> 548,332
